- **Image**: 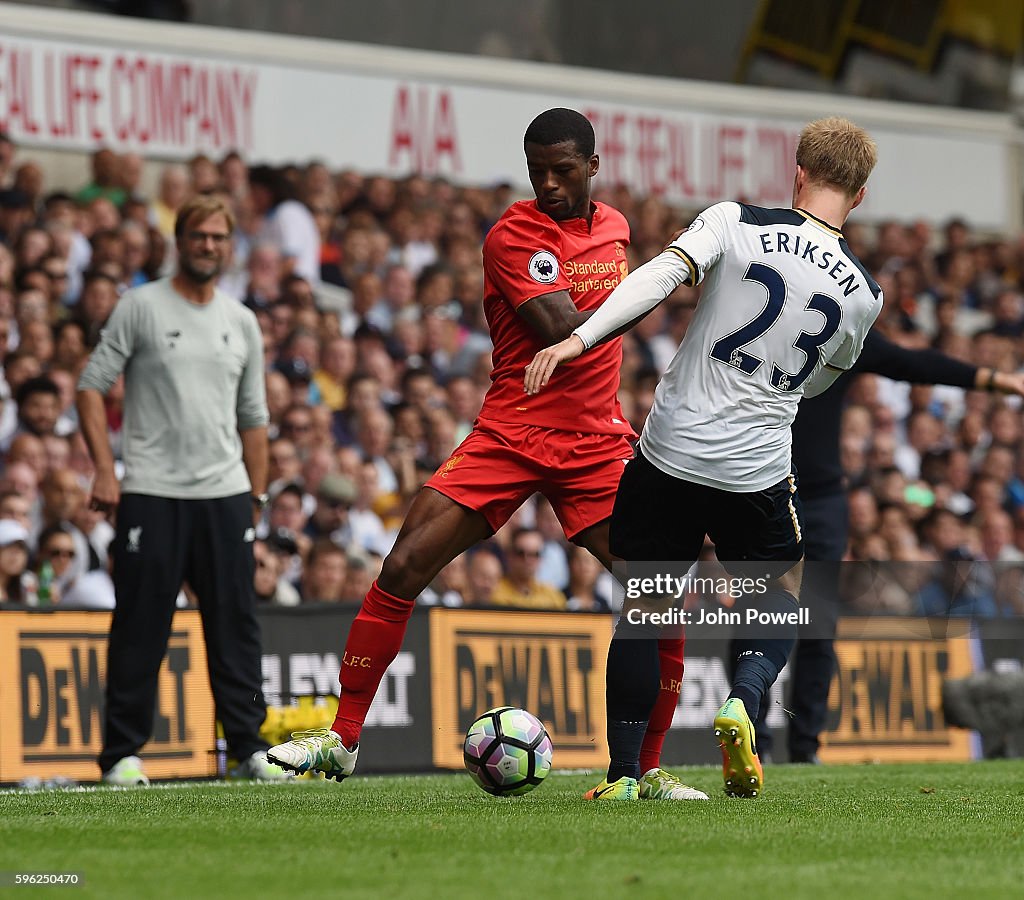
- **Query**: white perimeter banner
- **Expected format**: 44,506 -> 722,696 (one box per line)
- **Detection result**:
0,14 -> 1017,229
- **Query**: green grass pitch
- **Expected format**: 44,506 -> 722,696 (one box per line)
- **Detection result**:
2,761 -> 1023,899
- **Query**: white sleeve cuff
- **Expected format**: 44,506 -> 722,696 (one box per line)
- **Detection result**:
572,324 -> 597,350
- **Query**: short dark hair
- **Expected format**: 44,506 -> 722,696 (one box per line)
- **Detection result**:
248,164 -> 290,205
16,375 -> 59,407
53,318 -> 86,342
510,526 -> 542,548
265,527 -> 300,556
14,266 -> 48,292
81,269 -> 119,291
272,482 -> 304,505
43,191 -> 75,209
307,537 -> 346,566
401,367 -> 435,392
524,108 -> 595,158
37,522 -> 74,553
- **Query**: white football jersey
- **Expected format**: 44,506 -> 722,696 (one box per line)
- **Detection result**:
640,201 -> 882,491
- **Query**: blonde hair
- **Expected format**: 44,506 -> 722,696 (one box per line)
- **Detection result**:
796,117 -> 877,197
174,195 -> 236,240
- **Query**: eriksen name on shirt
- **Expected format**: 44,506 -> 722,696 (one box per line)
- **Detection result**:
757,230 -> 862,297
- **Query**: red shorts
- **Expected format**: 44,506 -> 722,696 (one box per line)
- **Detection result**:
425,420 -> 634,539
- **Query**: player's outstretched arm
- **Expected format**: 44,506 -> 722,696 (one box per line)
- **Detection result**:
862,330 -> 1024,397
524,335 -> 586,395
980,369 -> 1024,397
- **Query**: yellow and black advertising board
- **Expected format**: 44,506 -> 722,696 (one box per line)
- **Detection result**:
0,608 -> 996,781
820,618 -> 975,763
0,610 -> 217,783
429,609 -> 613,769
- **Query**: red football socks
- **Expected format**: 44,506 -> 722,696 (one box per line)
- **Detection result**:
639,634 -> 685,774
332,581 -> 415,748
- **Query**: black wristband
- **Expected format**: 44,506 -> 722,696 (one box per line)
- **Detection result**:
986,369 -> 998,392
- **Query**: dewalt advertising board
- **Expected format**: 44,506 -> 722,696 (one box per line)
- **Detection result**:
0,610 -> 217,783
429,609 -> 613,769
1,608 -> 989,781
819,618 -> 975,763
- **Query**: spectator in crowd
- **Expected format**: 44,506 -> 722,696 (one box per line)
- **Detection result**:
0,461 -> 39,517
491,527 -> 567,610
463,545 -> 504,607
0,489 -> 33,532
249,165 -> 321,286
14,162 -> 45,213
220,151 -> 249,201
59,560 -> 116,609
279,403 -> 316,457
535,497 -> 569,589
305,472 -> 356,542
12,376 -> 62,445
0,188 -> 33,245
355,406 -> 399,494
188,154 -> 220,194
342,549 -> 379,604
74,270 -> 121,347
300,538 -> 348,603
37,468 -> 96,581
0,131 -> 16,187
52,320 -> 89,374
565,544 -> 614,612
33,522 -> 78,604
267,436 -> 302,490
348,460 -> 391,556
152,164 -> 190,239
253,538 -> 301,606
265,482 -> 312,565
418,551 -> 468,607
0,518 -> 33,604
76,149 -> 126,207
276,358 -> 314,408
8,433 -> 47,483
241,242 -> 285,310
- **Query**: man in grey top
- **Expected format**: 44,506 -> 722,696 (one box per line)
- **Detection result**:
77,195 -> 288,785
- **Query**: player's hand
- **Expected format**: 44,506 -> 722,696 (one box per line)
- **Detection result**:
88,469 -> 120,519
993,371 -> 1024,397
524,335 -> 586,395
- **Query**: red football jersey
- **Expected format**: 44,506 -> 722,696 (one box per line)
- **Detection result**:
478,200 -> 634,436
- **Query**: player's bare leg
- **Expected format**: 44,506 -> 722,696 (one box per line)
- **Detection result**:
268,488 -> 492,779
375,488 -> 495,599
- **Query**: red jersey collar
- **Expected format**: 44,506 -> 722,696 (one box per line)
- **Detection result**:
533,200 -> 600,233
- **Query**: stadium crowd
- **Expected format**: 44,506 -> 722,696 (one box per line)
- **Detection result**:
0,133 -> 1022,616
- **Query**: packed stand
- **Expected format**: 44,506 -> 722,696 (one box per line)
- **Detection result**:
0,131 -> 1021,617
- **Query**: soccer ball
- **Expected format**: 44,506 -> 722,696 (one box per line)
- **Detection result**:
463,706 -> 553,796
